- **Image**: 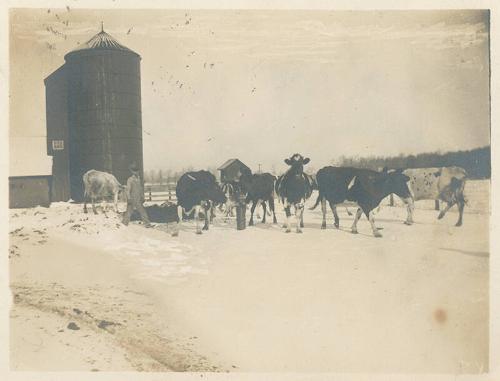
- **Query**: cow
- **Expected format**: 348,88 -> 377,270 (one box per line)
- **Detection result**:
396,166 -> 467,226
82,170 -> 126,214
275,153 -> 313,233
175,170 -> 227,234
310,166 -> 412,237
239,172 -> 277,225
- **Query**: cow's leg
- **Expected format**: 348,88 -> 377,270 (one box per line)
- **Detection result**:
269,198 -> 277,224
91,197 -> 98,214
345,207 -> 353,216
435,200 -> 440,211
321,198 -> 327,229
262,201 -> 267,223
195,205 -> 202,234
329,201 -> 340,229
368,210 -> 382,238
456,195 -> 465,227
255,200 -> 262,219
438,200 -> 456,220
83,192 -> 88,214
174,206 -> 183,236
402,197 -> 414,225
295,203 -> 304,233
351,208 -> 363,234
209,202 -> 215,223
249,200 -> 257,226
202,204 -> 210,231
284,202 -> 292,233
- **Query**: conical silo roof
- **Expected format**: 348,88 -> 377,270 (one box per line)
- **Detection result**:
65,26 -> 140,59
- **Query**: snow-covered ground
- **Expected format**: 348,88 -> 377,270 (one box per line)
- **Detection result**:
9,180 -> 489,372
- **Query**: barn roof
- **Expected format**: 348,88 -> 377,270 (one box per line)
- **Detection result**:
217,158 -> 250,171
10,137 -> 53,177
65,26 -> 139,58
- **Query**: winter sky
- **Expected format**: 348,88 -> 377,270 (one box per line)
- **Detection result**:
9,8 -> 490,173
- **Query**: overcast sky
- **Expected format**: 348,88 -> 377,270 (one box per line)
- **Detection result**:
10,9 -> 490,174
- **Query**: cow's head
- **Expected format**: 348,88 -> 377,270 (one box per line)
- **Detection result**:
284,153 -> 310,174
384,173 -> 411,199
210,182 -> 227,207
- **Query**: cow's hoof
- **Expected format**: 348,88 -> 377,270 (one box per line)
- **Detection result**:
300,223 -> 304,228
321,223 -> 326,230
334,223 -> 340,229
351,229 -> 358,234
83,210 -> 88,214
455,221 -> 463,227
202,226 -> 209,231
282,224 -> 288,229
249,220 -> 254,226
437,213 -> 445,220
93,211 -> 98,215
273,220 -> 278,224
296,229 -> 303,234
374,232 -> 383,238
285,229 -> 291,233
196,231 -> 202,235
404,221 -> 413,226
171,232 -> 179,237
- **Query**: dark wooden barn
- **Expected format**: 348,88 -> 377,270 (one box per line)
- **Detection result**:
218,159 -> 251,183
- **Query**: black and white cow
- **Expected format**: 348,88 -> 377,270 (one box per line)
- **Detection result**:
275,154 -> 313,233
175,170 -> 226,234
396,166 -> 467,226
240,172 -> 277,225
311,166 -> 412,237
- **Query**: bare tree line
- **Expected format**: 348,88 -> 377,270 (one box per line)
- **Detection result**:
332,146 -> 490,180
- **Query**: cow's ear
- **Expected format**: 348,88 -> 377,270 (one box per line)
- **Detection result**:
303,157 -> 310,165
433,171 -> 441,177
403,175 -> 410,182
284,158 -> 292,165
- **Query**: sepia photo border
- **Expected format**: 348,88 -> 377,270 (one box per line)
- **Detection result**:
0,0 -> 498,380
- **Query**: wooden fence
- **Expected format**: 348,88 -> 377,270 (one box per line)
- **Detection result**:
144,183 -> 177,202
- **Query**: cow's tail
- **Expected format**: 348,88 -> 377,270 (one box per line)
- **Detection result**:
309,193 -> 322,210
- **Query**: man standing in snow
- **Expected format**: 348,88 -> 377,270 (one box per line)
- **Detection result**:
122,164 -> 151,228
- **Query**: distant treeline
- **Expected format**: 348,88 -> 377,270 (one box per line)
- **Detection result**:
335,146 -> 490,179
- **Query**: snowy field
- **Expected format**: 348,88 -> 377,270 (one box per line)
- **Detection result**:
9,180 -> 489,372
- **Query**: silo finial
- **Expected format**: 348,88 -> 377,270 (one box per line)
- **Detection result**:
101,21 -> 104,32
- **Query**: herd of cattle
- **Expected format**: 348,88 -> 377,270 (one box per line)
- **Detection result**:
82,153 -> 468,238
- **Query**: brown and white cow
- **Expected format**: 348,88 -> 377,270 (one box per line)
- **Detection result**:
82,170 -> 126,214
399,166 -> 467,226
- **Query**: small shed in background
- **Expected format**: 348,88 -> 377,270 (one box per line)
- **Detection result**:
218,159 -> 251,183
9,139 -> 53,208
